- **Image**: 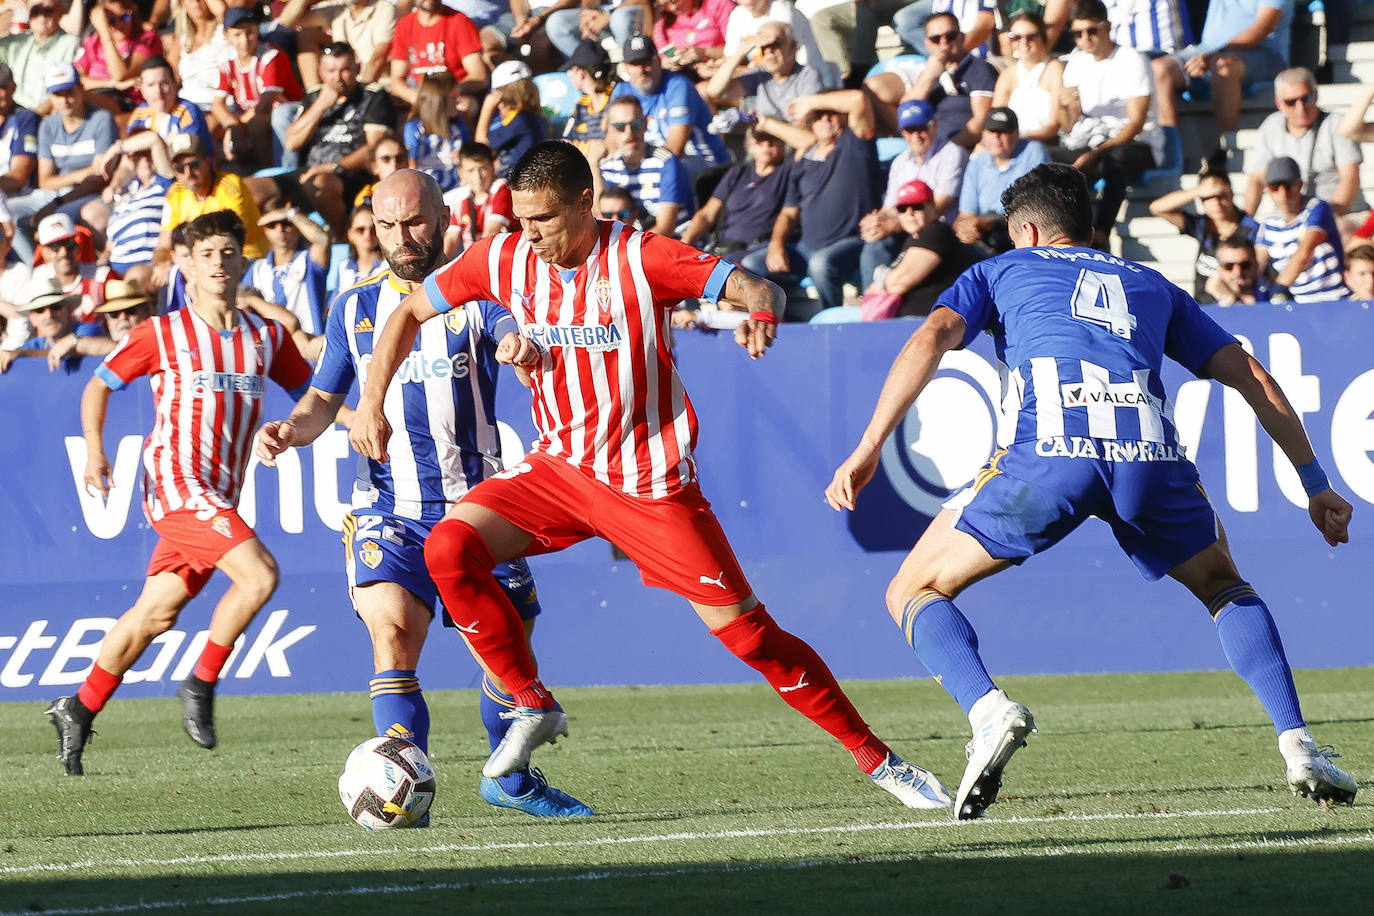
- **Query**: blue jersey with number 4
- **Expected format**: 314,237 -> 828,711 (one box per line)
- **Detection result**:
936,246 -> 1237,456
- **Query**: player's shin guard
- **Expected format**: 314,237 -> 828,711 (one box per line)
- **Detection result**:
712,605 -> 890,772
901,589 -> 997,716
424,519 -> 551,709
480,675 -> 545,796
370,669 -> 430,754
75,663 -> 121,716
1210,584 -> 1305,734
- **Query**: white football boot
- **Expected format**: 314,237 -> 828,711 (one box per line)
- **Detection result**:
955,689 -> 1036,820
483,707 -> 570,778
869,753 -> 952,809
1280,727 -> 1357,806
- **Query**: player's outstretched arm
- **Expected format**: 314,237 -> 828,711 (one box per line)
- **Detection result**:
80,377 -> 115,497
350,287 -> 438,463
1203,342 -> 1352,546
825,308 -> 967,511
718,268 -> 784,359
256,388 -> 348,466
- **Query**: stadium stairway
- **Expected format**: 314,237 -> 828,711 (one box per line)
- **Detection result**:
1116,2 -> 1374,288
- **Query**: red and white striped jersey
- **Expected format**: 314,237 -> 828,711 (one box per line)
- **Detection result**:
424,220 -> 735,499
94,307 -> 312,522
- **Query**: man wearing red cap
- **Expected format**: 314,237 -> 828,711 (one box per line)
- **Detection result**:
863,178 -> 980,318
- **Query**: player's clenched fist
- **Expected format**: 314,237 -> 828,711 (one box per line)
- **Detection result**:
255,420 -> 297,466
350,402 -> 393,463
495,332 -> 541,366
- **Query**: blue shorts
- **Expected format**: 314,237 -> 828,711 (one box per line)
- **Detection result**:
342,511 -> 542,623
947,441 -> 1219,581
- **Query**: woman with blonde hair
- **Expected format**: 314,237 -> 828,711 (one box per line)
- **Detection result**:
991,11 -> 1064,146
476,60 -> 548,178
163,0 -> 232,113
403,73 -> 472,191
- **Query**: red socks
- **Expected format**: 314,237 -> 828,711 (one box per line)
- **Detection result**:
192,639 -> 235,683
712,605 -> 890,772
424,518 -> 550,709
76,664 -> 122,714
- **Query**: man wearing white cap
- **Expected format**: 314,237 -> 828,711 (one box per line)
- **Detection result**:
7,64 -> 118,262
32,212 -> 114,332
283,41 -> 394,237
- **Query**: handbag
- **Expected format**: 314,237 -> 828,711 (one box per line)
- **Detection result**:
859,289 -> 903,321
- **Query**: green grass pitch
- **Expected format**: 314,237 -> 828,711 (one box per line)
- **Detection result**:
3,669 -> 1371,915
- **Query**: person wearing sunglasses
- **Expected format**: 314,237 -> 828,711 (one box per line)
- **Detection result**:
74,0 -> 161,117
153,132 -> 267,290
592,95 -> 693,237
1244,67 -> 1366,229
990,10 -> 1064,146
0,276 -> 103,374
1204,234 -> 1271,305
862,178 -> 980,319
1254,155 -> 1349,303
244,197 -> 331,336
612,33 -> 729,181
954,107 -> 1050,255
1148,158 -> 1259,303
1056,0 -> 1163,250
863,12 -> 995,147
704,21 -> 827,130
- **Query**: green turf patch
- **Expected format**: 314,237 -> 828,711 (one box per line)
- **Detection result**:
3,670 -> 1370,914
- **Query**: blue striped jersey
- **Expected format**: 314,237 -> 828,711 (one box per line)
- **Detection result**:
312,269 -> 518,521
599,147 -> 694,218
108,175 -> 173,273
245,246 -> 327,334
1255,198 -> 1349,303
1107,0 -> 1192,54
937,246 -> 1237,453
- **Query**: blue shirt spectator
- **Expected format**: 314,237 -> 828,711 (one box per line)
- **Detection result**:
403,116 -> 471,191
695,138 -> 792,251
1255,156 -> 1347,302
108,173 -> 174,275
956,110 -> 1050,226
0,101 -> 38,195
613,33 -> 729,178
788,126 -> 881,251
595,95 -> 692,237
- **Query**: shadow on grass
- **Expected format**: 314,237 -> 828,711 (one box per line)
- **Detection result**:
6,847 -> 1374,915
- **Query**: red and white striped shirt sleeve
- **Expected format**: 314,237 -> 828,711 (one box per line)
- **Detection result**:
94,319 -> 161,390
424,236 -> 501,315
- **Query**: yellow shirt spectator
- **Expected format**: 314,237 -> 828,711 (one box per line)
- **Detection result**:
161,170 -> 268,260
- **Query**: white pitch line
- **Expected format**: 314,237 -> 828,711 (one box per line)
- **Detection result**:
0,805 -> 1296,877
4,830 -> 1374,916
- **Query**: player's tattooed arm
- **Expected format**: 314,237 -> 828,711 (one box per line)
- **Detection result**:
721,268 -> 783,360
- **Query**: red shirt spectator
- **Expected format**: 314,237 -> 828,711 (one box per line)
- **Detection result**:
391,6 -> 483,86
443,178 -> 515,250
215,43 -> 303,112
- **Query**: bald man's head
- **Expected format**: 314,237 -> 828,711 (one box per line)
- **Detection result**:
371,169 -> 449,282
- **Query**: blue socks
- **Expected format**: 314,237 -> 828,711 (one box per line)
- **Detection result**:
370,669 -> 430,754
1211,584 -> 1304,735
901,590 -> 997,716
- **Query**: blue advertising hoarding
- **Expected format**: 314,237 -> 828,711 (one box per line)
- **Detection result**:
2,302 -> 1372,702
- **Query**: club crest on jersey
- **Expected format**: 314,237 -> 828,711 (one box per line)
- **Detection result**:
359,540 -> 383,569
210,515 -> 233,539
444,309 -> 468,335
592,277 -> 613,315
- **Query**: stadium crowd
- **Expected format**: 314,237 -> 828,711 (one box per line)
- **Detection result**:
2,0 -> 1374,368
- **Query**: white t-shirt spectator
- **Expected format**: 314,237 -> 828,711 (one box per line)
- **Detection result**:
1061,43 -> 1164,165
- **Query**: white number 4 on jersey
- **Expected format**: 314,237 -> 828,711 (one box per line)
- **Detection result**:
1070,269 -> 1137,340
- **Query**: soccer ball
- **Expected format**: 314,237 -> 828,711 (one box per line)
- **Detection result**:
338,736 -> 436,830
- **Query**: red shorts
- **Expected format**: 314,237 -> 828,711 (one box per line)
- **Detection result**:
461,452 -> 753,606
148,507 -> 256,597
